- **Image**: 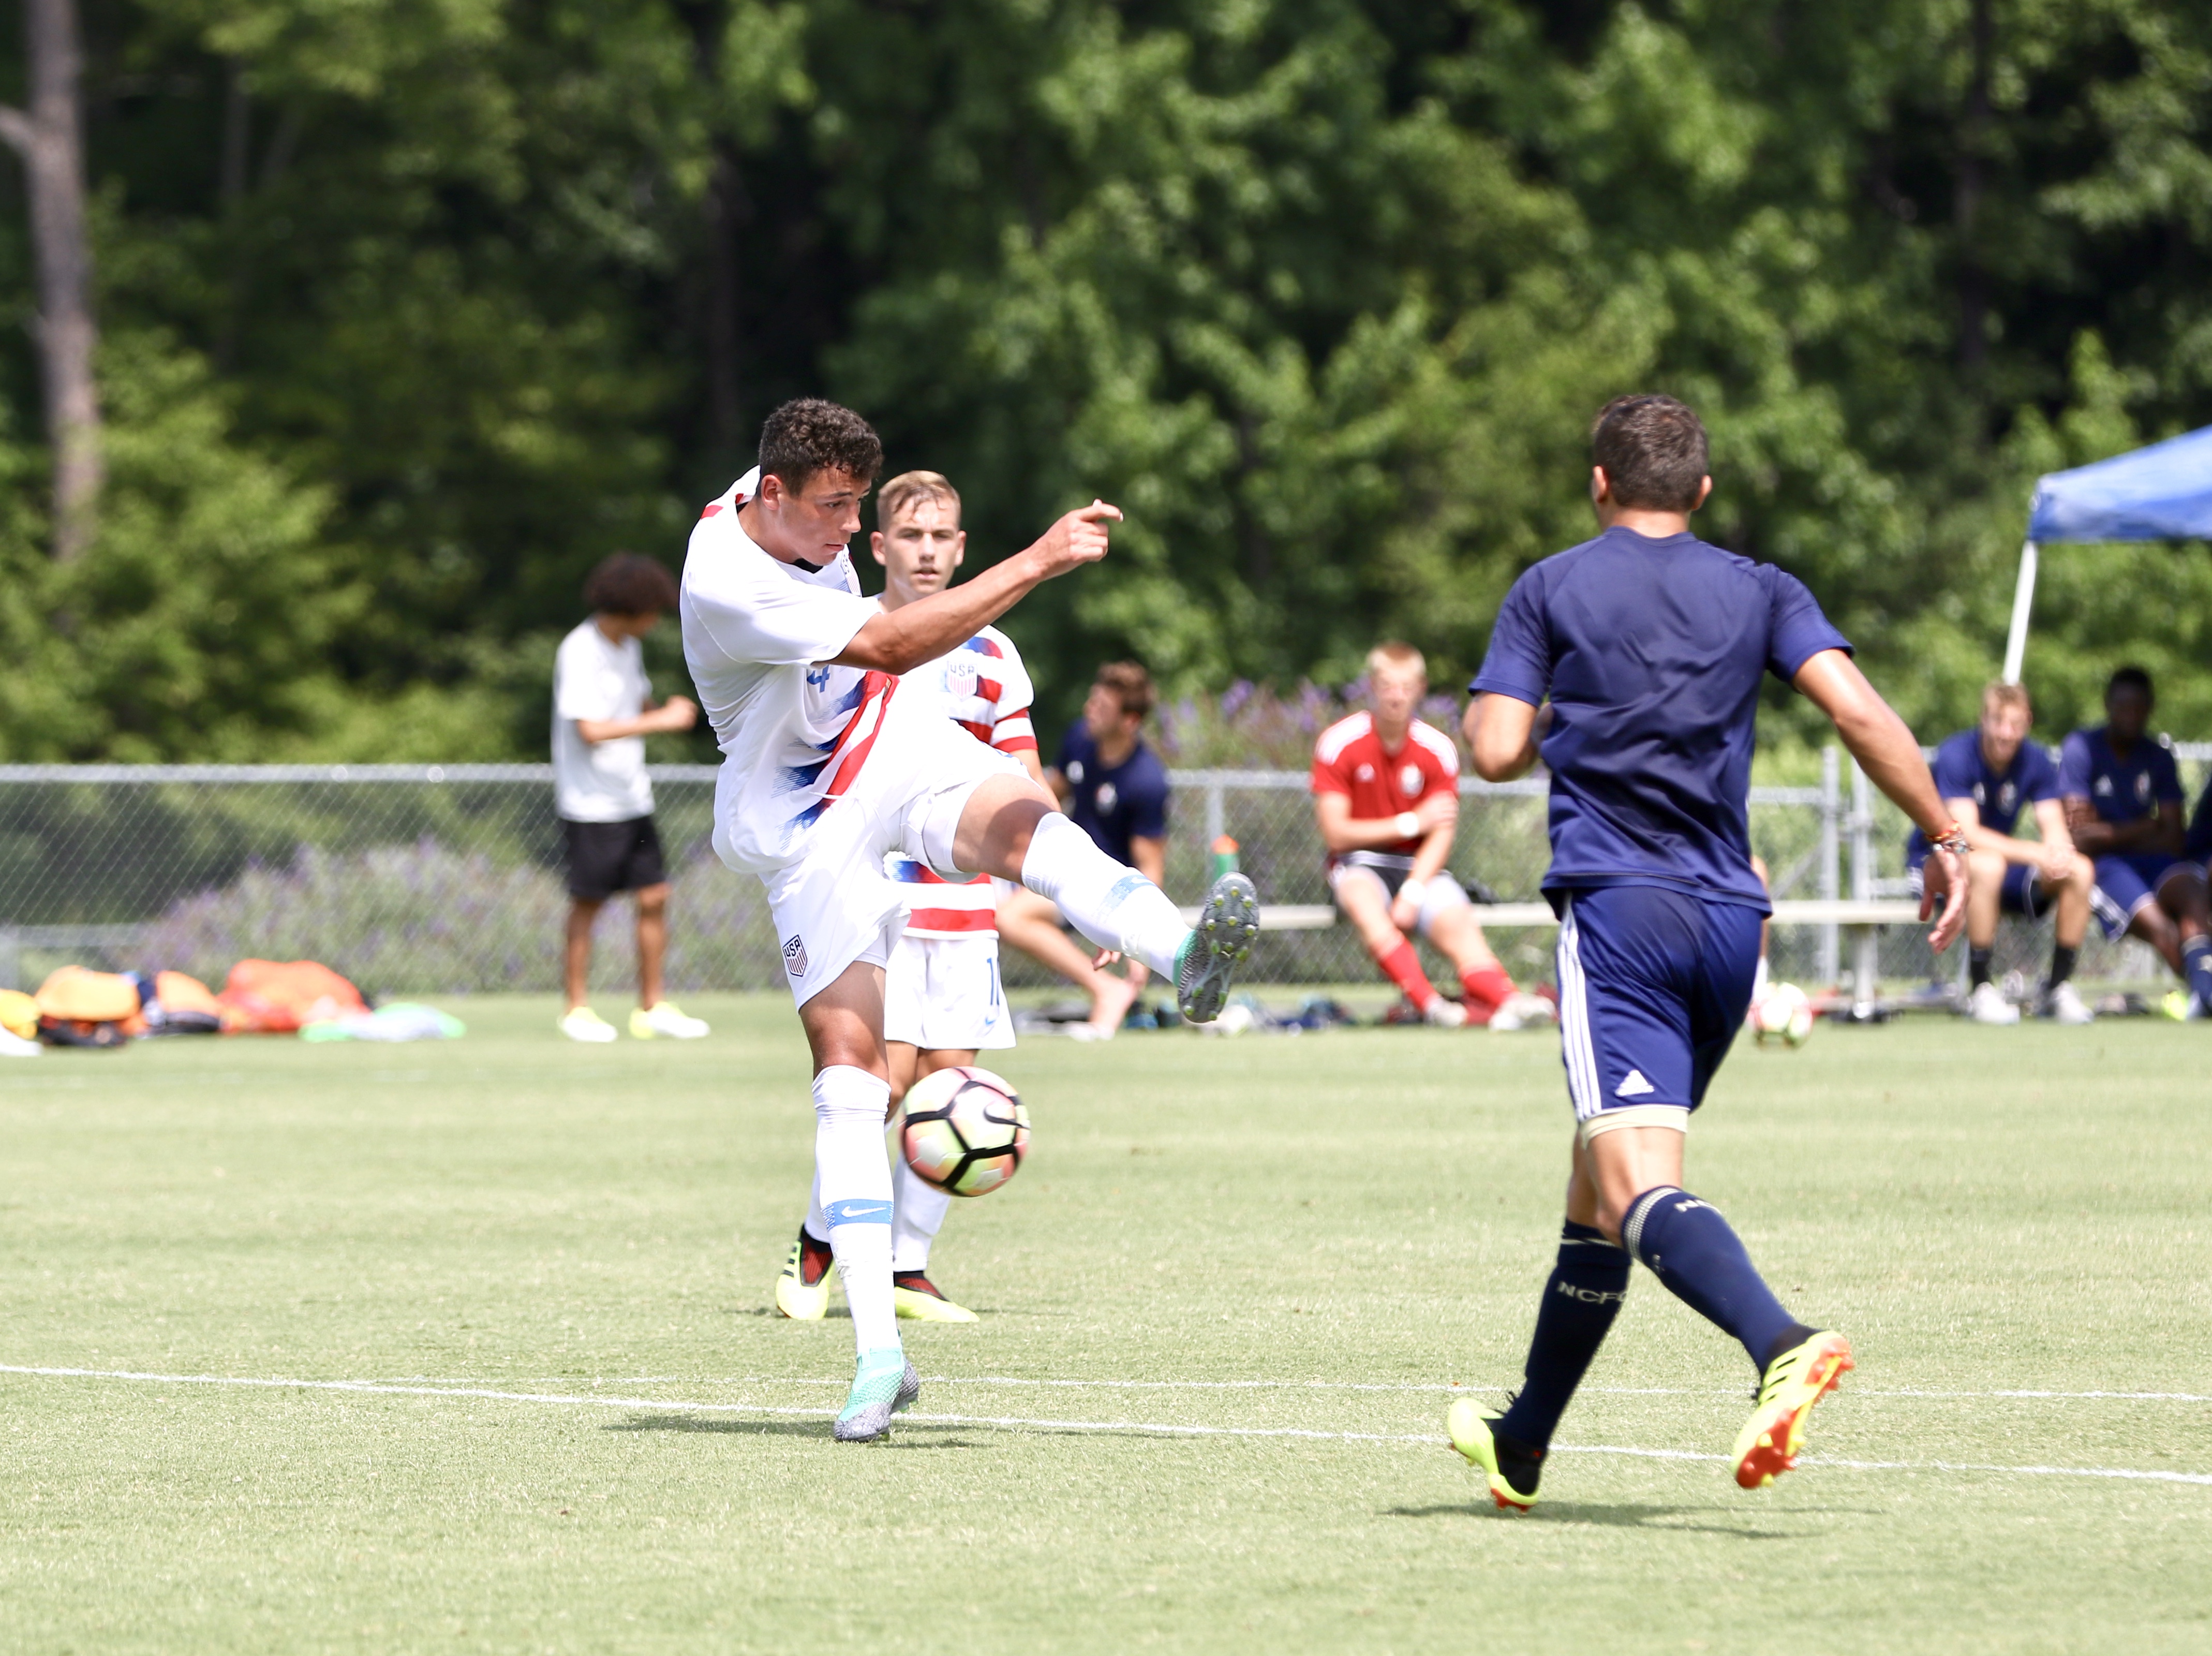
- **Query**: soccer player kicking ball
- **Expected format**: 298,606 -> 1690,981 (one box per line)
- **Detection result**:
774,468 -> 1046,1325
1312,641 -> 1548,1029
1449,395 -> 1968,1507
682,401 -> 1257,1441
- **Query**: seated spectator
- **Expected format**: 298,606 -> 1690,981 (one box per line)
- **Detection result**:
996,661 -> 1170,1039
1311,642 -> 1549,1029
2059,666 -> 2212,1019
1906,682 -> 2096,1025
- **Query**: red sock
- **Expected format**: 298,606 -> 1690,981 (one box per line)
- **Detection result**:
1374,939 -> 1438,1010
1461,964 -> 1516,1024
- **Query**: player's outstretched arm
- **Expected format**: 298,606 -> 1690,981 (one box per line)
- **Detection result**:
831,502 -> 1121,674
1792,648 -> 1969,951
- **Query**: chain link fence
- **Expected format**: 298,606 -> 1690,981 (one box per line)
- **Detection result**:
1,747 -> 2204,999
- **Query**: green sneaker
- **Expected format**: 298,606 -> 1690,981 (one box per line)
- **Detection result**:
1176,873 -> 1259,1024
833,1347 -> 921,1442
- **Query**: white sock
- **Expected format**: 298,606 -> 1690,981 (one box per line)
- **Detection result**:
813,1065 -> 899,1356
892,1153 -> 953,1273
804,1169 -> 826,1243
1751,953 -> 1770,1002
1020,811 -> 1190,978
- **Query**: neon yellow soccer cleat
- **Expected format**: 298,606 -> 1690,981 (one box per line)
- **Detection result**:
630,1001 -> 710,1040
1732,1329 -> 1853,1489
774,1228 -> 834,1320
1446,1398 -> 1542,1512
892,1271 -> 979,1323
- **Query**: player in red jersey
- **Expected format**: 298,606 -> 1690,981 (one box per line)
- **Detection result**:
1313,643 -> 1550,1027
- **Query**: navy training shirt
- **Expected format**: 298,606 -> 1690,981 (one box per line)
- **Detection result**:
2057,726 -> 2183,825
1055,722 -> 1170,864
2188,775 -> 2212,862
1471,525 -> 1851,912
1905,729 -> 2061,864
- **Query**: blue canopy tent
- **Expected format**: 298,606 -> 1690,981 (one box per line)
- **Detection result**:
2002,424 -> 2212,682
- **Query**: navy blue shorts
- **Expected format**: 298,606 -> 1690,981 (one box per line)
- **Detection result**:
1907,856 -> 2050,921
1554,885 -> 1764,1129
2089,852 -> 2204,941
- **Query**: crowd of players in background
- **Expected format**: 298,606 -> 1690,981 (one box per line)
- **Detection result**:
547,534 -> 2212,1042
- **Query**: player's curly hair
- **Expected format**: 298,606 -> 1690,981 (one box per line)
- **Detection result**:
758,398 -> 884,495
583,552 -> 680,617
1592,394 -> 1709,512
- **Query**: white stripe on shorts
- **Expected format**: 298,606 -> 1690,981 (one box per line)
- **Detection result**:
1556,898 -> 1600,1122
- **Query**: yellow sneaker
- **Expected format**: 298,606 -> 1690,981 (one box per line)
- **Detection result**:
891,1271 -> 979,1323
774,1229 -> 834,1320
1732,1329 -> 1853,1489
630,1002 -> 710,1040
1445,1398 -> 1541,1511
558,1006 -> 618,1043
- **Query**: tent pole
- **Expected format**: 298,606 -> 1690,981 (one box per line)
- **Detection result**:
2001,538 -> 2038,685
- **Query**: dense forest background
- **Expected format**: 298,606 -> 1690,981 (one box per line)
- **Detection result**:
1,0 -> 2209,761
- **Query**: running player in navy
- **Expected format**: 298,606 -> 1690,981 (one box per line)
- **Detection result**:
2059,666 -> 2212,1019
1451,395 -> 1968,1508
1906,682 -> 2096,1025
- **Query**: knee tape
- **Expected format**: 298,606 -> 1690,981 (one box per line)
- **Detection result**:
813,1063 -> 892,1129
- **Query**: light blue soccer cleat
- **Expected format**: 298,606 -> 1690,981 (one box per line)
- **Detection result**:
1176,873 -> 1259,1024
833,1347 -> 922,1442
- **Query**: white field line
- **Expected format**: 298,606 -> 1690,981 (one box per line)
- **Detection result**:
362,1373 -> 2212,1404
4,1363 -> 2210,1488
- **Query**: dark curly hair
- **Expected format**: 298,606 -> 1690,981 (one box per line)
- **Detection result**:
583,552 -> 680,617
1592,393 -> 1709,512
759,397 -> 884,495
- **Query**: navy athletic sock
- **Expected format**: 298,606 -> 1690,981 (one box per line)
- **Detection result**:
1494,1221 -> 1629,1449
2185,935 -> 2212,1011
1968,945 -> 1994,990
1623,1187 -> 1800,1372
2048,943 -> 2078,989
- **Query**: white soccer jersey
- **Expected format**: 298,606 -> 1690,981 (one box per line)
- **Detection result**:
551,619 -> 655,822
888,626 -> 1037,937
680,466 -> 891,875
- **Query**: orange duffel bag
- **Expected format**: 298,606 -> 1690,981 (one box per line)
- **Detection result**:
35,966 -> 146,1046
217,959 -> 368,1034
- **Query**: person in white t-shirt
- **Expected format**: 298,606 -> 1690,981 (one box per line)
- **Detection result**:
553,554 -> 707,1044
771,469 -> 1045,1328
682,398 -> 1259,1441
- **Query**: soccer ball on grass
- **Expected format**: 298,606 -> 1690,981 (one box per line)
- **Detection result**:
1753,982 -> 1815,1047
899,1065 -> 1030,1197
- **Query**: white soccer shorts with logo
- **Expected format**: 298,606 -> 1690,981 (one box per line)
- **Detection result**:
882,931 -> 1014,1052
760,685 -> 1023,1009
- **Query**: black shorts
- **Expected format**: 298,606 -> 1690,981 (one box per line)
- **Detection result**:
561,816 -> 667,901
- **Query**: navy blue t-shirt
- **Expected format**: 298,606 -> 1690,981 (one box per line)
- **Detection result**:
1055,723 -> 1169,864
1471,526 -> 1851,912
2057,726 -> 2183,825
1905,729 -> 2061,864
2188,776 -> 2212,862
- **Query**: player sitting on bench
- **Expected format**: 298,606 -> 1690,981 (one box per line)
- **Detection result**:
1906,681 -> 2096,1025
1311,642 -> 1550,1029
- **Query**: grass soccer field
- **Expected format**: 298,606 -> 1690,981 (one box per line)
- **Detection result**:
2,996 -> 2208,1654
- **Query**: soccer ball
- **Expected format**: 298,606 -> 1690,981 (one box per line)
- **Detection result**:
899,1066 -> 1030,1197
1754,983 -> 1815,1048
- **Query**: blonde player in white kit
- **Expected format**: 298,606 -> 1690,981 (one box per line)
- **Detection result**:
772,469 -> 1043,1324
682,401 -> 1258,1441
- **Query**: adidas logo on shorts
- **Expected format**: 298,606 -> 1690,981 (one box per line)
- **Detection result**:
1615,1069 -> 1655,1098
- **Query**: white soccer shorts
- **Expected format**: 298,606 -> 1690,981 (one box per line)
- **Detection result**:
882,932 -> 1014,1052
761,688 -> 1024,1009
1327,858 -> 1473,939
